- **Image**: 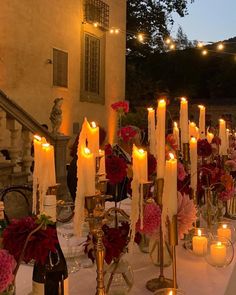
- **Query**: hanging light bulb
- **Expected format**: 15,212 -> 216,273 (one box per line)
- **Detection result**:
217,43 -> 224,50
197,42 -> 204,48
137,33 -> 144,43
202,49 -> 208,56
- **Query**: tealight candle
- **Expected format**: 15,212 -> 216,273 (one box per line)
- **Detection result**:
192,229 -> 208,256
210,241 -> 226,266
217,224 -> 232,241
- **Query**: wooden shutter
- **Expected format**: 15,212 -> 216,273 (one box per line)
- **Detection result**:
53,48 -> 68,88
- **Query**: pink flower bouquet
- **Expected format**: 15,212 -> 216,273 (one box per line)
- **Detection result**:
0,249 -> 16,293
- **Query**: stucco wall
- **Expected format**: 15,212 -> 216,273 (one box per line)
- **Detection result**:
0,0 -> 126,142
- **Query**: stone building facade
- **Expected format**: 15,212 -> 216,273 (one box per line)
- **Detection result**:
0,0 -> 126,143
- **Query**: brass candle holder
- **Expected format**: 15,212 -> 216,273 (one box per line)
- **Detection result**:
146,178 -> 173,292
168,215 -> 178,290
85,194 -> 107,295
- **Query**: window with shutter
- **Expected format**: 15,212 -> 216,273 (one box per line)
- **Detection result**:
53,48 -> 68,88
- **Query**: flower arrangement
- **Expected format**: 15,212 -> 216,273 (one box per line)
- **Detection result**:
117,126 -> 137,143
84,222 -> 130,265
3,215 -> 58,265
111,101 -> 129,114
105,155 -> 127,185
0,249 -> 16,293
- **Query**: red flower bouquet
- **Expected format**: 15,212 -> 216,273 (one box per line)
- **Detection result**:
197,139 -> 212,157
111,101 -> 129,113
3,216 -> 58,265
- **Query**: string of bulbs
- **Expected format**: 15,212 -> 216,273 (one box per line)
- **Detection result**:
91,22 -> 236,58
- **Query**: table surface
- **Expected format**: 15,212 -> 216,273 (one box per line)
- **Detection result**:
15,200 -> 236,295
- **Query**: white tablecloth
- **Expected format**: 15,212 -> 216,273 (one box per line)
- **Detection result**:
15,199 -> 236,295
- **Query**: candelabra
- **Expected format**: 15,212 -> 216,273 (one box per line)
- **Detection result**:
146,178 -> 173,292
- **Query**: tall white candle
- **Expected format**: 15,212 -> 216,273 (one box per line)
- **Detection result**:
226,129 -> 230,150
198,105 -> 206,139
219,119 -> 227,155
132,145 -> 148,183
147,107 -> 156,155
180,97 -> 189,145
163,153 -> 177,220
190,137 -> 198,194
156,99 -> 166,179
189,122 -> 197,139
98,149 -> 106,179
173,122 -> 180,150
32,135 -> 42,214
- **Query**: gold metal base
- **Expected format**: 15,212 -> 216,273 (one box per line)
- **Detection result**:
146,276 -> 173,293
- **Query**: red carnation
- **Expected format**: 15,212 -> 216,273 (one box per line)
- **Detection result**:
105,155 -> 127,184
111,101 -> 129,113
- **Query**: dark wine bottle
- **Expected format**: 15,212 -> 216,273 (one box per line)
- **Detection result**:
32,195 -> 68,295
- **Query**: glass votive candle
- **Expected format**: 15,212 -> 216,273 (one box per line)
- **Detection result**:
216,221 -> 236,244
204,235 -> 234,268
154,288 -> 185,295
191,228 -> 208,257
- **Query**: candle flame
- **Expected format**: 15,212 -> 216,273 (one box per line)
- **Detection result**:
217,241 -> 222,246
168,291 -> 173,295
91,121 -> 97,128
138,148 -> 145,154
174,122 -> 178,128
181,97 -> 187,102
198,105 -> 205,109
226,128 -> 230,132
34,135 -> 42,141
158,99 -> 166,106
169,153 -> 175,160
222,224 -> 227,229
190,122 -> 196,127
197,229 -> 202,237
147,107 -> 154,112
219,119 -> 225,123
84,147 -> 91,155
42,143 -> 50,148
190,137 -> 197,143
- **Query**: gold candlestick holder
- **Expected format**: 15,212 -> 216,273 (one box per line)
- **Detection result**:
85,194 -> 108,295
146,178 -> 173,292
168,215 -> 178,290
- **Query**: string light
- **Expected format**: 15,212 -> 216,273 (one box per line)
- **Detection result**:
197,42 -> 204,48
217,43 -> 224,50
165,37 -> 172,44
202,49 -> 208,56
93,22 -> 98,28
137,33 -> 144,43
169,43 -> 175,50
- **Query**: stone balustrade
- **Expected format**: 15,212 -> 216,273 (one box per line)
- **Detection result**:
0,90 -> 70,199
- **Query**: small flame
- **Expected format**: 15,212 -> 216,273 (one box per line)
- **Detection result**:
190,137 -> 197,143
91,121 -> 97,128
168,291 -> 173,295
42,143 -> 50,148
222,224 -> 227,229
197,229 -> 202,237
174,122 -> 178,128
138,149 -> 145,154
147,107 -> 154,112
190,122 -> 196,127
219,118 -> 225,123
217,241 -> 222,246
181,97 -> 187,102
169,153 -> 175,160
159,99 -> 166,105
34,135 -> 42,141
84,147 -> 91,155
198,105 -> 205,109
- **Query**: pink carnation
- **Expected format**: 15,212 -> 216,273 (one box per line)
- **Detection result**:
177,192 -> 197,239
136,202 -> 161,236
218,190 -> 234,202
177,162 -> 187,181
111,101 -> 129,113
0,249 -> 16,292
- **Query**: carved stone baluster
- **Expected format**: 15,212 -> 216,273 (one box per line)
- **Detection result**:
22,128 -> 33,180
6,115 -> 21,172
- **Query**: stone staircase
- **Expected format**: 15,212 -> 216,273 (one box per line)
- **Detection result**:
0,89 -> 70,199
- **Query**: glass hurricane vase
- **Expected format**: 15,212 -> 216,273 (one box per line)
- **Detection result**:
104,256 -> 134,295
